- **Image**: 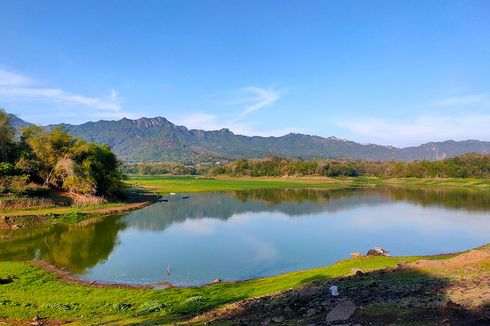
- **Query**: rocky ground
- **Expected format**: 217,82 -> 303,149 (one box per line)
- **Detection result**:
189,248 -> 490,326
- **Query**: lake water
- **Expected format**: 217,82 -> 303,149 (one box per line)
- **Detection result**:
1,187 -> 489,286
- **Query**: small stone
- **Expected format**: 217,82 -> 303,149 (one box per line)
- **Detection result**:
306,308 -> 316,318
272,316 -> 284,323
261,318 -> 271,326
284,306 -> 292,313
351,268 -> 364,276
329,285 -> 339,296
350,252 -> 362,258
297,287 -> 317,300
213,278 -> 222,284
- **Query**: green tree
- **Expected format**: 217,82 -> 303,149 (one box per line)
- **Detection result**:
0,109 -> 16,162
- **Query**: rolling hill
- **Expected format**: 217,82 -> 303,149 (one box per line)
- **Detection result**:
9,114 -> 490,162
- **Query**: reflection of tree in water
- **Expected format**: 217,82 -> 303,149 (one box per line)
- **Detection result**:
0,216 -> 126,274
231,188 -> 358,205
2,187 -> 488,274
122,188 -> 384,231
124,187 -> 490,231
385,187 -> 490,212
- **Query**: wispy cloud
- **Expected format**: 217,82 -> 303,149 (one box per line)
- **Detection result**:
0,68 -> 129,120
173,112 -> 305,137
216,86 -> 283,121
0,86 -> 121,111
171,85 -> 299,136
429,94 -> 486,107
236,86 -> 282,118
0,68 -> 33,86
339,115 -> 490,146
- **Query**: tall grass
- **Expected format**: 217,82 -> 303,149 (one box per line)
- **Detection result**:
0,196 -> 56,210
71,194 -> 107,207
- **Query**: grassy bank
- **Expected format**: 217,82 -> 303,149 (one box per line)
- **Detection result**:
0,189 -> 158,228
127,175 -> 490,194
0,250 -> 466,325
2,175 -> 489,222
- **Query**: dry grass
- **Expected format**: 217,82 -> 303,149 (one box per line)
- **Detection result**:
71,194 -> 108,207
0,196 -> 56,210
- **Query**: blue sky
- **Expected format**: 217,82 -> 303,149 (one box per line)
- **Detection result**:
0,0 -> 489,146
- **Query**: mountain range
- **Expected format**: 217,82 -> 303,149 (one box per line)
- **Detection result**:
9,114 -> 490,162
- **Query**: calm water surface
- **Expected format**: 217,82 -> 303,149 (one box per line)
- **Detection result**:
1,188 -> 489,286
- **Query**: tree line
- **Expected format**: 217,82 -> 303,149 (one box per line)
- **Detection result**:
124,154 -> 490,179
209,155 -> 490,178
0,110 -> 123,196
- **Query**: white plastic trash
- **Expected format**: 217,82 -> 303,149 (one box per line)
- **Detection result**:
329,285 -> 339,296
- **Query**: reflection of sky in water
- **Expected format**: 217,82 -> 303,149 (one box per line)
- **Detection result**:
79,192 -> 490,286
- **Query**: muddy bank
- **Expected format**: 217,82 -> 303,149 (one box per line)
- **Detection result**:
28,260 -> 170,289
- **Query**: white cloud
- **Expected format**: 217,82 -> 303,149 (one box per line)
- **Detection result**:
0,68 -> 125,120
339,114 -> 490,146
171,85 -> 297,136
0,68 -> 33,86
429,94 -> 486,107
237,86 -> 282,118
173,112 -> 305,137
0,86 -> 121,111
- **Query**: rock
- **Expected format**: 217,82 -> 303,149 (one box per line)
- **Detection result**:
213,278 -> 222,284
297,286 -> 317,300
384,267 -> 395,273
351,268 -> 364,276
366,247 -> 390,256
306,308 -> 316,318
350,252 -> 362,258
325,300 -> 357,322
329,285 -> 339,296
283,305 -> 292,313
261,318 -> 271,326
272,316 -> 284,323
397,261 -> 408,270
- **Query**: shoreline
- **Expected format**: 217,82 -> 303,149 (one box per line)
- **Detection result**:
0,196 -> 158,230
24,244 -> 481,291
1,244 -> 488,325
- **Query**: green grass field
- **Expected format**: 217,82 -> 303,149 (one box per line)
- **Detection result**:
126,175 -> 490,194
0,253 -> 454,325
126,175 -> 371,193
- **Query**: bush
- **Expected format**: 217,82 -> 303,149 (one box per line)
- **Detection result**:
0,162 -> 17,176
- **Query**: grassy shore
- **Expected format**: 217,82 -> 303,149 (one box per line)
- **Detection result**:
0,248 -> 477,325
127,175 -> 490,194
0,189 -> 158,222
2,175 -> 488,220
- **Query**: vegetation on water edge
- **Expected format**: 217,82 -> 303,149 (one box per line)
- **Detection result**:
0,251 -> 458,324
0,109 -> 124,197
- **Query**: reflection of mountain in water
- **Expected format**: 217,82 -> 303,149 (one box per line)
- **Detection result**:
122,189 -> 388,231
1,187 -> 489,275
122,187 -> 490,231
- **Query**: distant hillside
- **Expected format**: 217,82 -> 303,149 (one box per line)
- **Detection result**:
9,114 -> 490,162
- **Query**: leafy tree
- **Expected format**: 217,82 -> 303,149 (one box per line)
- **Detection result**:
0,109 -> 16,162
